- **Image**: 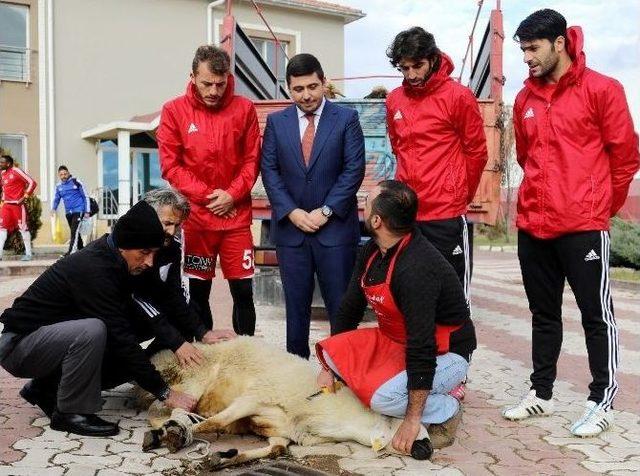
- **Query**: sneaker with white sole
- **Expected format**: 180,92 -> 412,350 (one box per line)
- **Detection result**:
502,390 -> 554,420
571,400 -> 613,437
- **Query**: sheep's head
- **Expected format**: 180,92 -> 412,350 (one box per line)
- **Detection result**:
370,417 -> 431,456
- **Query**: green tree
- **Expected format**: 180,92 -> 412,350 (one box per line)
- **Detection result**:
610,217 -> 640,269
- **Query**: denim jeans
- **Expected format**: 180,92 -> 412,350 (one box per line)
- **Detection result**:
323,350 -> 468,425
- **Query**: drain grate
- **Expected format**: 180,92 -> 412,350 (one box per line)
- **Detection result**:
226,460 -> 331,476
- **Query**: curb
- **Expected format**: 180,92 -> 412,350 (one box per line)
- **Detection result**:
476,245 -> 518,253
612,279 -> 640,291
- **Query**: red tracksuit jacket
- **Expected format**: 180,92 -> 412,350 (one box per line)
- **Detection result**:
1,166 -> 37,203
157,76 -> 261,231
386,53 -> 488,221
514,26 -> 640,239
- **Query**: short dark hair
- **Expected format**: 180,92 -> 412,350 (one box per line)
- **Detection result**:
386,27 -> 440,69
514,9 -> 567,44
285,53 -> 324,86
1,154 -> 14,165
58,165 -> 68,172
371,180 -> 418,235
192,45 -> 231,75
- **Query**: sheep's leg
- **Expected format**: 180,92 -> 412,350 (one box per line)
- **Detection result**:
147,399 -> 173,429
142,378 -> 210,452
192,396 -> 260,434
207,436 -> 291,470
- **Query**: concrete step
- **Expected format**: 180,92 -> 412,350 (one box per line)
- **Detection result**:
1,253 -> 64,261
0,259 -> 55,276
33,244 -> 67,253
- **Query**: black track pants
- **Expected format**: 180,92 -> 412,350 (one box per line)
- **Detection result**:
518,230 -> 618,408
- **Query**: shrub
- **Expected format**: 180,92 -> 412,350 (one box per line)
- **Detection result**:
610,217 -> 640,269
2,195 -> 43,254
475,219 -> 513,243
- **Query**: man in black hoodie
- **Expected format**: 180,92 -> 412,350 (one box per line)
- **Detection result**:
0,201 -> 196,436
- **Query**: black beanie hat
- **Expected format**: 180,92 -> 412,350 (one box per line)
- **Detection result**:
112,201 -> 165,250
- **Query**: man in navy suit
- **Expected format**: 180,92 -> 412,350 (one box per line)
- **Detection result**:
261,54 -> 365,359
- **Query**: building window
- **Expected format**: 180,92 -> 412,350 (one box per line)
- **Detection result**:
250,37 -> 288,84
99,142 -> 166,214
0,134 -> 27,170
100,141 -> 119,216
0,2 -> 29,82
132,149 -> 167,201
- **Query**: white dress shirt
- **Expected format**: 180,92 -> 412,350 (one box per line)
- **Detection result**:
296,98 -> 326,141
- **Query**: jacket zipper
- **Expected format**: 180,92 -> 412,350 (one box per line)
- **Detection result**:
540,101 -> 551,236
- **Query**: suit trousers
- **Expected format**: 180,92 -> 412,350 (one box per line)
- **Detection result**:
0,319 -> 107,413
518,230 -> 618,409
277,235 -> 357,359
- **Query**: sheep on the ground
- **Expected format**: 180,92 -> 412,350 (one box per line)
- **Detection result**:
143,336 -> 432,469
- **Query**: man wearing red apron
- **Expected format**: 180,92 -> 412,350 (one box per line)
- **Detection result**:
316,181 -> 476,454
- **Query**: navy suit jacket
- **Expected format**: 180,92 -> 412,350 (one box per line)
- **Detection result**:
261,101 -> 366,247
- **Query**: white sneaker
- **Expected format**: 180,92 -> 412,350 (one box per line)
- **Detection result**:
502,390 -> 554,420
571,400 -> 613,437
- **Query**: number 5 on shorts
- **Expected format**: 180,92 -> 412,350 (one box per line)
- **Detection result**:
242,249 -> 254,270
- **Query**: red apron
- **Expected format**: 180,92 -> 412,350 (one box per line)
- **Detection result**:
316,235 -> 460,406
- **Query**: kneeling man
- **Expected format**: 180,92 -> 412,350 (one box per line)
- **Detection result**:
0,201 -> 195,436
316,180 -> 476,454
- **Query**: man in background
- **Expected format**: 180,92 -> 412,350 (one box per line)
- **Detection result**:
51,165 -> 91,255
0,154 -> 37,261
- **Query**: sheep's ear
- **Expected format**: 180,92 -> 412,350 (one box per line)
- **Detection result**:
370,417 -> 395,453
371,436 -> 386,453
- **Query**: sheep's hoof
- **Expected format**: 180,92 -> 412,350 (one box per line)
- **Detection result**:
163,421 -> 189,453
142,429 -> 162,451
219,449 -> 238,459
207,448 -> 239,470
410,438 -> 433,460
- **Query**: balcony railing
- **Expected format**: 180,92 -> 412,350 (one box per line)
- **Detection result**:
0,45 -> 30,82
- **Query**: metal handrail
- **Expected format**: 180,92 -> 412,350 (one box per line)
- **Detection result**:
457,0 -> 485,84
92,186 -> 118,219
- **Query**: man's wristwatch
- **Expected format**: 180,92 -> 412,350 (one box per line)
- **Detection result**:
321,205 -> 333,218
158,387 -> 171,401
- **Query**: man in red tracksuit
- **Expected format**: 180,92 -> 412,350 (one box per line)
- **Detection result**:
502,9 -> 639,437
0,154 -> 37,261
385,27 -> 488,308
157,45 -> 261,336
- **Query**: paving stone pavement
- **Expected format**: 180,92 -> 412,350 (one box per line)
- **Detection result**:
0,250 -> 638,475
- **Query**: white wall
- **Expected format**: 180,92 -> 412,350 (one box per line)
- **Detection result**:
53,0 -> 209,195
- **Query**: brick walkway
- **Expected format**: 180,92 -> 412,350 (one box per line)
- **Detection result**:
0,250 -> 638,475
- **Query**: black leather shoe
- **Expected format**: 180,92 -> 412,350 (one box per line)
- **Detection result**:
19,381 -> 56,418
50,411 -> 119,436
